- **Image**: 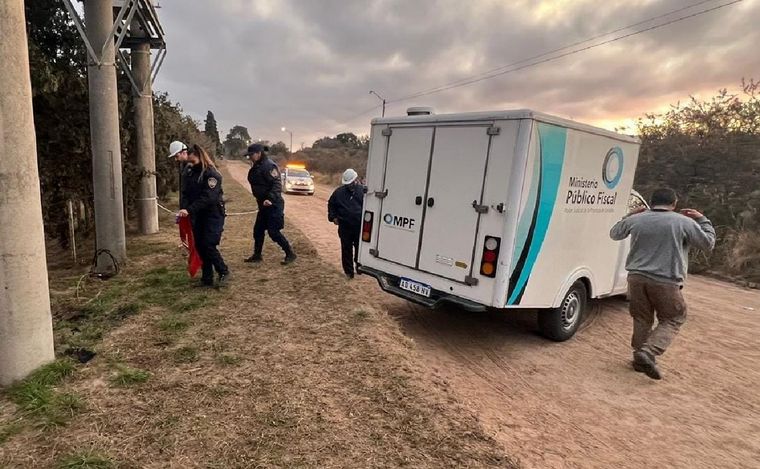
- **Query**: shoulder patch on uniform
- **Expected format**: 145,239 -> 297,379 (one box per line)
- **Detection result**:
208,177 -> 218,189
270,167 -> 280,178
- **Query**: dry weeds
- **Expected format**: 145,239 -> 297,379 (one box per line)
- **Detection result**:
0,163 -> 513,468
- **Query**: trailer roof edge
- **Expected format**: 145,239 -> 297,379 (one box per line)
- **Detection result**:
370,109 -> 640,144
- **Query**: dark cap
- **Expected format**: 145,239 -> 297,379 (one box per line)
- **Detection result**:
243,143 -> 268,157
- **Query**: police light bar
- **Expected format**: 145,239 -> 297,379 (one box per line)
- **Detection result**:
286,163 -> 306,169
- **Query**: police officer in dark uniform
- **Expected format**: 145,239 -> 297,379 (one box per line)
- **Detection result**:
328,168 -> 364,279
243,143 -> 297,265
177,144 -> 230,287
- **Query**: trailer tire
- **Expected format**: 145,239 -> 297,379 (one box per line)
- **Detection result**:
538,281 -> 587,342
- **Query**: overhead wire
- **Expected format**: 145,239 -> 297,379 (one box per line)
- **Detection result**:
388,0 -> 725,103
385,0 -> 743,105
295,0 -> 743,141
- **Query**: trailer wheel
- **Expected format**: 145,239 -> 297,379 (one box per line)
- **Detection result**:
538,281 -> 587,342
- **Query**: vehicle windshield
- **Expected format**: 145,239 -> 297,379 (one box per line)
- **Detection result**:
288,169 -> 310,178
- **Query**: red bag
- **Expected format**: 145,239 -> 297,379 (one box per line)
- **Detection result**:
178,217 -> 203,277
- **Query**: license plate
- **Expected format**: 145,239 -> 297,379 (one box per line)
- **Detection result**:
399,278 -> 432,298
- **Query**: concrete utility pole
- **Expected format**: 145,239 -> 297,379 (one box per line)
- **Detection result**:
132,41 -> 159,234
85,0 -> 127,271
0,0 -> 56,385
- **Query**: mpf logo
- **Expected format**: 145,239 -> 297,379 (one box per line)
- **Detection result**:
602,146 -> 624,189
383,213 -> 416,231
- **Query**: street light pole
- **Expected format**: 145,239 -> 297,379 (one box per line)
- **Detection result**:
281,126 -> 293,154
369,90 -> 386,117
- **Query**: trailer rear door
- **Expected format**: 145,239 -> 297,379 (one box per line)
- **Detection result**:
375,127 -> 434,267
417,126 -> 491,282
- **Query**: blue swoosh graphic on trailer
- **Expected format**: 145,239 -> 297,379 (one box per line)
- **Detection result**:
510,136 -> 541,277
508,123 -> 566,305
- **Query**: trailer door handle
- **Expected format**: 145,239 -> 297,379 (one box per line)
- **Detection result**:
374,189 -> 388,199
415,196 -> 423,206
427,197 -> 435,208
472,201 -> 489,214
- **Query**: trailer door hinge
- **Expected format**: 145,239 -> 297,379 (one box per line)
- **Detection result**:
496,202 -> 505,214
487,126 -> 501,136
464,276 -> 479,286
369,248 -> 379,257
472,200 -> 489,214
374,189 -> 388,199
382,128 -> 392,137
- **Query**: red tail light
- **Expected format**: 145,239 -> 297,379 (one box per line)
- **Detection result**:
362,211 -> 374,242
480,236 -> 501,278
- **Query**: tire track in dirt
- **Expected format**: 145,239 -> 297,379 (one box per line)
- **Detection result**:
227,161 -> 760,469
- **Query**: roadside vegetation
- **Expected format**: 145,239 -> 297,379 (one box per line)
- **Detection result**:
0,167 -> 511,468
635,80 -> 760,283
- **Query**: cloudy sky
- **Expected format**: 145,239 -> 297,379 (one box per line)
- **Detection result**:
152,0 -> 760,149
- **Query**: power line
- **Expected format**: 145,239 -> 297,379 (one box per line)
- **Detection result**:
388,0 -> 720,103
386,0 -> 743,105
304,104 -> 382,141
313,0 -> 741,140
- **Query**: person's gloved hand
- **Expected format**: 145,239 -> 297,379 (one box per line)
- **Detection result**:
680,208 -> 704,219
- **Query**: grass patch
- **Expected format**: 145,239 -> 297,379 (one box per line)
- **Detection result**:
208,386 -> 232,399
109,365 -> 150,388
158,315 -> 190,333
0,419 -> 24,444
114,302 -> 142,319
8,359 -> 75,389
173,346 -> 200,364
9,387 -> 82,429
139,267 -> 216,315
171,296 -> 210,314
354,310 -> 369,321
216,353 -> 242,366
57,451 -> 115,469
4,359 -> 82,429
53,263 -> 216,354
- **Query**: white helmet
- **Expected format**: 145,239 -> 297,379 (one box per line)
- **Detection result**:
341,168 -> 358,185
168,140 -> 187,158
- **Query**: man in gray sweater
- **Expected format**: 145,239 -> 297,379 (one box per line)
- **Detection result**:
610,188 -> 716,380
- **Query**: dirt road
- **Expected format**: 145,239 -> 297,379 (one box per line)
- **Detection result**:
229,162 -> 760,469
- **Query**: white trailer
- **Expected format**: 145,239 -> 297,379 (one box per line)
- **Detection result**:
357,108 -> 644,341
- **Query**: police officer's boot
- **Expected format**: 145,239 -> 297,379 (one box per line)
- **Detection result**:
244,240 -> 264,263
244,254 -> 263,263
217,272 -> 231,288
281,250 -> 297,265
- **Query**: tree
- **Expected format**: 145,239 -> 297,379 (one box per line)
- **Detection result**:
336,132 -> 361,148
636,79 -> 760,280
223,125 -> 252,158
204,110 -> 222,155
312,136 -> 340,149
269,141 -> 288,155
25,0 -> 213,247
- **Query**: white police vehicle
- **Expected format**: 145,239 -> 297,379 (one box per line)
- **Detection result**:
281,164 -> 315,196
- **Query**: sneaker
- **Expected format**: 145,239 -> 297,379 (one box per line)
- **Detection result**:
633,350 -> 662,380
346,273 -> 355,280
281,252 -> 297,265
244,255 -> 262,263
217,273 -> 231,288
